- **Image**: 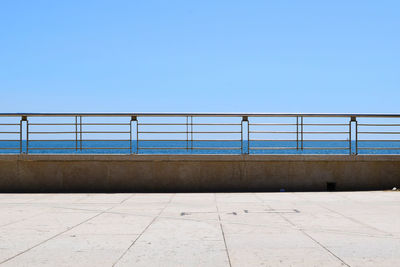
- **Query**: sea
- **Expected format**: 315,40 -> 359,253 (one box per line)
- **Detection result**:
0,140 -> 399,154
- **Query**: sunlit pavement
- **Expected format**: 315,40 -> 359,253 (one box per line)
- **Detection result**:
0,191 -> 399,266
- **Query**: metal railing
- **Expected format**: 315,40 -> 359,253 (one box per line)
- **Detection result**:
0,113 -> 399,154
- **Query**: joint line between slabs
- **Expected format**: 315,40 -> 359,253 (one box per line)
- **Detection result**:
253,193 -> 351,267
112,194 -> 175,266
214,193 -> 233,267
0,205 -> 118,265
0,194 -> 135,265
302,195 -> 392,236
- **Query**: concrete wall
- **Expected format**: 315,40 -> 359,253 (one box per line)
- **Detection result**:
0,154 -> 399,192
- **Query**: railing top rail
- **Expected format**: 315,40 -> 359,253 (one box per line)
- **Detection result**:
0,113 -> 400,118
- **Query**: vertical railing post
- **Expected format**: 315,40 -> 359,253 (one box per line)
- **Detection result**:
247,117 -> 250,154
134,116 -> 138,154
355,117 -> 358,155
79,116 -> 82,151
19,117 -> 23,154
296,116 -> 299,151
190,116 -> 193,151
241,116 -> 249,154
75,116 -> 78,152
186,116 -> 189,151
20,116 -> 27,154
349,117 -> 352,155
301,116 -> 304,151
240,117 -> 243,154
26,116 -> 29,154
349,116 -> 357,155
130,116 -> 137,154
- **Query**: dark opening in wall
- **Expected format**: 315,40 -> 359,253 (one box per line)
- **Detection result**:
327,182 -> 336,191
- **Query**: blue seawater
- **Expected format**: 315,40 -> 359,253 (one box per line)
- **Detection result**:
0,140 -> 399,154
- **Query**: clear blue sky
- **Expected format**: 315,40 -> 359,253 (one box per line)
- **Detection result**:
1,0 -> 399,113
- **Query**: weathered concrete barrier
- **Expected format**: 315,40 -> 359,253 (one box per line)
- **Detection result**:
0,154 -> 399,192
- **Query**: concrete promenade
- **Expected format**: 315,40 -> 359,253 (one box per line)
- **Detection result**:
0,191 -> 399,266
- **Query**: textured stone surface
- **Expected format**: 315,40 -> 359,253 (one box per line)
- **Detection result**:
0,155 -> 399,192
0,191 -> 399,266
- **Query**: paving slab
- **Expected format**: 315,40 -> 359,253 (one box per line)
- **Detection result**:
0,191 -> 399,266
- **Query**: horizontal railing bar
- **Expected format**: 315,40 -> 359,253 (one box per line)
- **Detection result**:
303,123 -> 349,126
138,147 -> 241,150
249,123 -> 297,126
139,147 -> 187,149
82,123 -> 130,126
29,123 -> 130,126
358,124 -> 400,126
304,140 -> 349,141
80,147 -> 130,150
249,123 -> 348,126
249,139 -> 348,142
357,140 -> 400,142
8,139 -> 398,143
302,147 -> 350,150
138,131 -> 241,134
29,132 -> 75,134
82,139 -> 130,141
0,147 -> 20,149
24,139 -> 255,142
28,147 -> 77,150
250,131 -> 347,134
249,140 -> 296,141
249,147 -> 349,150
303,132 -> 349,134
249,131 -> 351,134
138,123 -> 241,126
139,139 -> 241,142
190,132 -> 241,134
29,147 -> 130,150
249,131 -> 297,134
360,133 -> 400,135
192,123 -> 241,126
28,140 -> 76,142
189,147 -> 241,150
138,132 -> 188,134
2,122 -> 397,127
81,131 -> 130,134
24,139 -> 76,142
358,147 -> 400,150
30,131 -> 130,134
250,147 -> 297,150
2,113 -> 400,118
29,123 -> 76,126
138,123 -> 186,126
27,139 -> 131,142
